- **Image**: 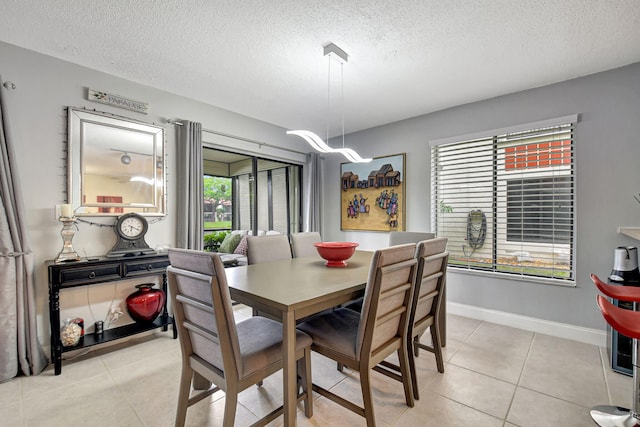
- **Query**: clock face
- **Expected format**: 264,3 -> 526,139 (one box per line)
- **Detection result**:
118,215 -> 146,239
107,213 -> 155,257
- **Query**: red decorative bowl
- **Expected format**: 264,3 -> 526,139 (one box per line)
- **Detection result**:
314,242 -> 359,267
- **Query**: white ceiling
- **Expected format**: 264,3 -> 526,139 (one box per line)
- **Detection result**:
1,1 -> 640,137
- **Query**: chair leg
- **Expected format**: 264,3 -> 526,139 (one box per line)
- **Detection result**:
397,347 -> 415,408
298,347 -> 313,418
430,323 -> 445,373
360,369 -> 377,426
192,371 -> 211,390
222,387 -> 238,427
406,335 -> 420,401
413,335 -> 420,357
175,367 -> 193,427
337,362 -> 344,372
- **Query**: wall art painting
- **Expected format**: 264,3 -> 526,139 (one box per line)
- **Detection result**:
340,153 -> 405,232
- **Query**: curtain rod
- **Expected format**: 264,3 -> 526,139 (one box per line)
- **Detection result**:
165,119 -> 307,156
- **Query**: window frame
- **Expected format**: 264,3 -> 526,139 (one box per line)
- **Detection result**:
430,115 -> 578,286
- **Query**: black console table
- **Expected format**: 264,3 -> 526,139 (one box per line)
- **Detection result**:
47,253 -> 177,375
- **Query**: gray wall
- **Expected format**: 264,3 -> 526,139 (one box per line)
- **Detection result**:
3,37 -> 639,343
0,41 -> 303,345
322,62 -> 640,331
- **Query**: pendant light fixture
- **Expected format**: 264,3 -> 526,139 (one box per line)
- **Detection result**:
287,43 -> 371,163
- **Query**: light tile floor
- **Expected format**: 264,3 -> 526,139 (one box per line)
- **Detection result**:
0,305 -> 631,427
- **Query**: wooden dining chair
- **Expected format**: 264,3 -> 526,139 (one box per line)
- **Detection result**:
297,243 -> 418,426
376,238 -> 448,400
246,234 -> 292,264
246,234 -> 293,318
290,231 -> 322,258
388,231 -> 435,246
346,232 -> 438,317
167,248 -> 313,427
388,231 -> 447,348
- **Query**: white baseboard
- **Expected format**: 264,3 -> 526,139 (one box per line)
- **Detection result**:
447,302 -> 607,348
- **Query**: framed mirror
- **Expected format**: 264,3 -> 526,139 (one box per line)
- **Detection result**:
68,107 -> 166,216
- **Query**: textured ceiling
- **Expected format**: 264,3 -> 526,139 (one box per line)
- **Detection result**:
1,1 -> 640,137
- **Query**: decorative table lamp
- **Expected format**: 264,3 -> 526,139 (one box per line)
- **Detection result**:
54,204 -> 80,263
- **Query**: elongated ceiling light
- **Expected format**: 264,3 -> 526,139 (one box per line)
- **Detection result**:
286,130 -> 371,163
287,43 -> 371,163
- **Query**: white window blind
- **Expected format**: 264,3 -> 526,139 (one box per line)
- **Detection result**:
431,120 -> 575,282
257,171 -> 269,231
271,168 -> 289,233
237,174 -> 253,231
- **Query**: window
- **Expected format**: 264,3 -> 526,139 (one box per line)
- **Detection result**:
431,117 -> 576,282
506,176 -> 572,244
203,148 -> 301,236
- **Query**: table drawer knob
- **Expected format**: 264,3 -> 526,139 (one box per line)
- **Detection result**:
147,264 -> 153,271
88,272 -> 96,279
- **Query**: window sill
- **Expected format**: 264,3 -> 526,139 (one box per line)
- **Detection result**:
448,266 -> 576,287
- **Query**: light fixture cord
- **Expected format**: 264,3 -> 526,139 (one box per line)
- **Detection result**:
327,55 -> 331,145
341,62 -> 345,149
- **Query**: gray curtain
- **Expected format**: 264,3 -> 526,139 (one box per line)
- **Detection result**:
176,121 -> 204,250
303,152 -> 322,235
0,76 -> 47,381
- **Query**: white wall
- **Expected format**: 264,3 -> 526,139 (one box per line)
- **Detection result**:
322,61 -> 640,331
0,41 -> 303,347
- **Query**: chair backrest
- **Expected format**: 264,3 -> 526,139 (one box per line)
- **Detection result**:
389,231 -> 435,246
357,243 -> 418,361
290,232 -> 322,258
167,249 -> 241,382
246,234 -> 292,264
411,238 -> 448,332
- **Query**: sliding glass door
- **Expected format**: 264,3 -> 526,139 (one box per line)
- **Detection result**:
203,148 -> 301,237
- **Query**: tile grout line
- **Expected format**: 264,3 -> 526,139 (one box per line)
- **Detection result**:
501,330 -> 536,427
100,351 -> 158,427
597,346 -> 615,405
431,320 -> 526,426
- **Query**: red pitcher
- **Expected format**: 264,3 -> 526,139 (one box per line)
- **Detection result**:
126,283 -> 166,322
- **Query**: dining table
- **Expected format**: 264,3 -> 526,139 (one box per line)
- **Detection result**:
225,250 -> 374,426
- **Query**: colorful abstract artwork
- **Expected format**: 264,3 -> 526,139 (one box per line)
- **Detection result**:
340,153 -> 405,232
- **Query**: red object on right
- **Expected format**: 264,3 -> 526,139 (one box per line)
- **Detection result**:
597,295 -> 640,340
591,273 -> 640,302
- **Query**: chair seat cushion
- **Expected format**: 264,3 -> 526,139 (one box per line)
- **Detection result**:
297,308 -> 360,359
236,316 -> 312,378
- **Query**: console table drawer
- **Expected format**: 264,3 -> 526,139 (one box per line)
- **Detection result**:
59,265 -> 122,286
124,259 -> 170,277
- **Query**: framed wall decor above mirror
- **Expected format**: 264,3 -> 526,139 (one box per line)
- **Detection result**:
67,107 -> 166,216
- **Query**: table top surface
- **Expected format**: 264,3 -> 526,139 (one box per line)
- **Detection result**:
225,250 -> 373,311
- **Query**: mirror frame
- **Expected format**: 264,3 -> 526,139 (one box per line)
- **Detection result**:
67,107 -> 166,216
